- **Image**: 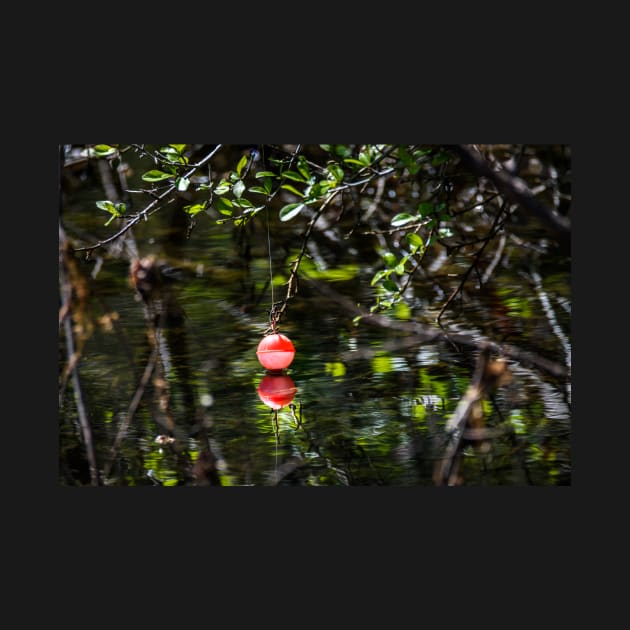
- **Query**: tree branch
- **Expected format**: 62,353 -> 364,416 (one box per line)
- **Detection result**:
449,144 -> 570,250
74,144 -> 223,255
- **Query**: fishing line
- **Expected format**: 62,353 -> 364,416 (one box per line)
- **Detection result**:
266,203 -> 274,308
261,146 -> 280,480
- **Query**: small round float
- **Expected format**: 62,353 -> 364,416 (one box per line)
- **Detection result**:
256,333 -> 295,371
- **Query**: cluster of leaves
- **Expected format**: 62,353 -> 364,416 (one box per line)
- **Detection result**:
82,143 -> 569,322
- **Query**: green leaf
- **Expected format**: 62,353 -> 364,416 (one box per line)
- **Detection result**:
184,203 -> 206,216
116,202 -> 126,215
96,200 -> 116,214
296,156 -> 311,181
255,171 -> 277,179
307,181 -> 331,199
418,202 -> 433,216
215,197 -> 233,216
213,180 -> 231,195
391,213 -> 417,227
248,186 -> 268,195
236,154 -> 248,176
406,233 -> 424,253
232,179 -> 245,198
281,170 -> 307,183
326,163 -> 344,183
232,197 -> 253,208
343,158 -> 366,167
371,269 -> 390,286
92,144 -> 117,157
279,203 -> 305,221
177,177 -> 190,192
395,256 -> 409,275
142,170 -> 173,182
169,144 -> 186,153
382,252 -> 397,267
280,184 -> 304,197
382,280 -> 399,292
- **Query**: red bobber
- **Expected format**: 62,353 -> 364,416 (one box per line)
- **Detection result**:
256,333 -> 295,371
256,374 -> 297,410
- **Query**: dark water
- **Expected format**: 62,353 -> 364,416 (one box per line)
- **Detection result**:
59,146 -> 571,486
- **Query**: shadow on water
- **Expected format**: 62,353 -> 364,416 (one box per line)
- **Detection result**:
59,144 -> 571,486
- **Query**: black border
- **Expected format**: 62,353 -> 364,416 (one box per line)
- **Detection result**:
34,57 -> 590,593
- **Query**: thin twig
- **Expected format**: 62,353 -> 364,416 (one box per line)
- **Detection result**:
75,145 -> 223,254
436,197 -> 509,325
449,144 -> 570,248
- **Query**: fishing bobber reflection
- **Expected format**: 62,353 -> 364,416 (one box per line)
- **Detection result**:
256,374 -> 297,410
256,333 -> 295,371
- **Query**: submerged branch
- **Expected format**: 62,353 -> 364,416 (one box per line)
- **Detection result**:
59,224 -> 100,486
301,276 -> 569,380
104,345 -> 158,480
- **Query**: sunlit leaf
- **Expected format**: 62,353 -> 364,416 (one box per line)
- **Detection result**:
395,258 -> 408,275
248,186 -> 268,195
326,163 -> 344,183
255,171 -> 277,179
142,170 -> 173,182
279,203 -> 305,221
282,170 -> 307,183
371,269 -> 390,286
177,177 -> 190,192
308,181 -> 331,199
236,154 -> 248,176
215,197 -> 233,216
214,180 -> 231,195
406,233 -> 424,252
391,213 -> 417,227
92,144 -> 117,158
184,203 -> 206,216
233,179 -> 245,198
232,197 -> 253,208
96,200 -> 116,214
280,184 -> 304,197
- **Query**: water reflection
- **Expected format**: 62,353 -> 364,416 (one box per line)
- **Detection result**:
256,372 -> 297,409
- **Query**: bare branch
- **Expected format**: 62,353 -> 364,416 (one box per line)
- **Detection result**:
449,144 -> 570,249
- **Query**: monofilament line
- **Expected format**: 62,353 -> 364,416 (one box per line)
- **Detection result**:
266,204 -> 274,306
